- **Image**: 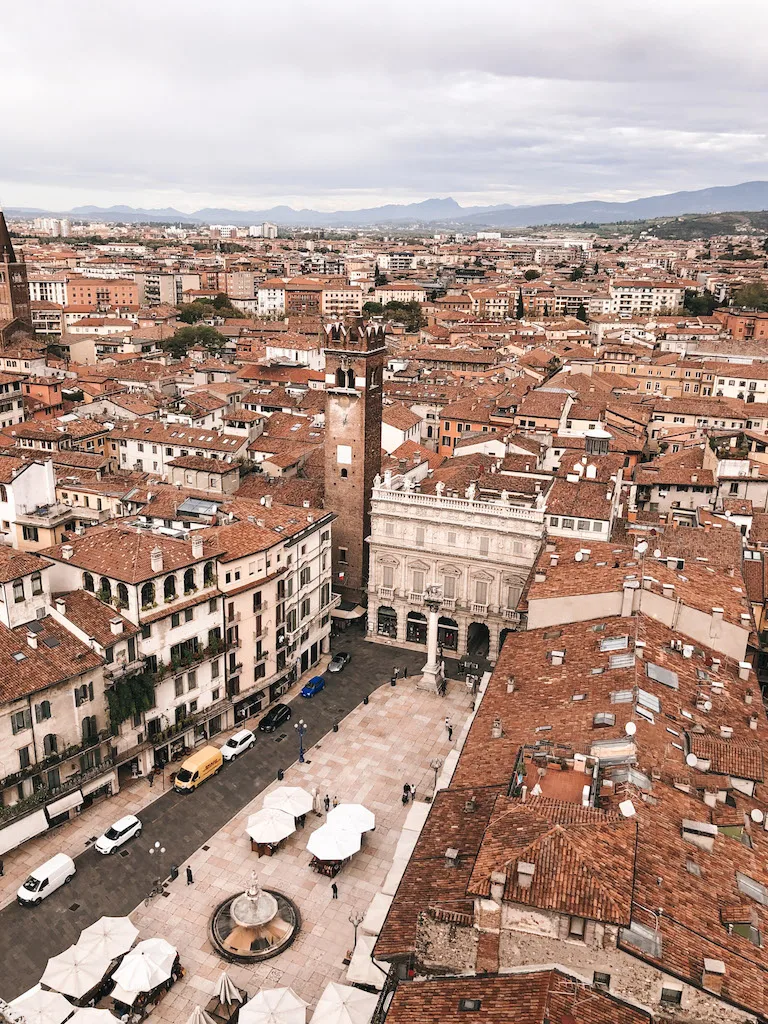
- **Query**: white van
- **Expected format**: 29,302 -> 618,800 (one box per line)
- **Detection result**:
17,853 -> 76,906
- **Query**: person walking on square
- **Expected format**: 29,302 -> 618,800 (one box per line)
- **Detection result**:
186,865 -> 194,885
333,795 -> 338,808
331,882 -> 338,899
410,783 -> 416,802
324,794 -> 330,812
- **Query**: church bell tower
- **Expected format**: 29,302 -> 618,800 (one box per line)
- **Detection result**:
0,210 -> 31,327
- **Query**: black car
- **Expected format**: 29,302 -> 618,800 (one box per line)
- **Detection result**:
328,651 -> 352,673
258,703 -> 292,733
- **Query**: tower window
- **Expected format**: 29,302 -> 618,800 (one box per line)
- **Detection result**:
340,468 -> 348,478
338,548 -> 348,564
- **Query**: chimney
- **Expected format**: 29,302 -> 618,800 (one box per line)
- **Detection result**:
109,617 -> 124,635
750,713 -> 759,731
55,597 -> 66,614
720,725 -> 733,740
710,607 -> 724,633
702,959 -> 726,996
150,546 -> 163,573
444,847 -> 459,868
506,676 -> 515,694
490,870 -> 506,903
62,544 -> 74,561
26,631 -> 38,649
549,553 -> 559,567
516,862 -> 535,890
739,661 -> 751,681
662,583 -> 675,597
491,716 -> 503,739
580,548 -> 591,562
264,494 -> 273,509
621,581 -> 637,617
534,571 -> 546,583
191,534 -> 204,559
635,639 -> 646,659
550,649 -> 565,666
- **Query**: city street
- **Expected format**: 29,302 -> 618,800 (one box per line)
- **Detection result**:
0,634 -> 455,1000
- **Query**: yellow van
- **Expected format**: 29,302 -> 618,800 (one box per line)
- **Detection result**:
173,745 -> 223,793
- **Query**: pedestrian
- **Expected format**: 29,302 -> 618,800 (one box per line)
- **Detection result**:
333,795 -> 338,808
410,783 -> 416,802
324,794 -> 330,812
403,782 -> 411,800
186,865 -> 194,885
445,717 -> 452,734
149,773 -> 154,789
401,791 -> 409,805
298,813 -> 306,829
331,882 -> 338,899
403,665 -> 408,678
448,724 -> 453,742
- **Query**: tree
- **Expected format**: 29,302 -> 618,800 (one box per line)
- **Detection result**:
593,261 -> 599,273
544,355 -> 561,380
523,269 -> 540,281
516,292 -> 525,319
543,302 -> 550,317
163,324 -> 226,359
683,289 -> 717,316
576,303 -> 588,322
383,300 -> 424,332
178,302 -> 208,324
363,300 -> 384,316
734,282 -> 768,311
374,270 -> 388,287
570,265 -> 585,281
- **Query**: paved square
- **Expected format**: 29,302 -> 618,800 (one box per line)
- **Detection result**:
135,680 -> 470,1020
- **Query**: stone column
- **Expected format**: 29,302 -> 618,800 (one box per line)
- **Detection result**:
418,596 -> 442,692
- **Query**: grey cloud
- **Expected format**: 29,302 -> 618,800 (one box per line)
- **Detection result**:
1,0 -> 767,211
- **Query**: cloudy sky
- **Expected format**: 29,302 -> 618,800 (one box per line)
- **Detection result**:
2,0 -> 767,213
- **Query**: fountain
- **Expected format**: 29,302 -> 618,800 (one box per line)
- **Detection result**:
209,870 -> 300,962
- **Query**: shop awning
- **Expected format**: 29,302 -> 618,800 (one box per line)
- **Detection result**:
82,771 -> 116,797
331,603 -> 366,621
46,790 -> 84,819
0,808 -> 49,856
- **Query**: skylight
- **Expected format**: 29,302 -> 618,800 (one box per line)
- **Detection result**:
646,662 -> 679,689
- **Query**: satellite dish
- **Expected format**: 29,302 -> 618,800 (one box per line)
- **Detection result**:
575,551 -> 583,562
686,753 -> 698,768
704,700 -> 712,712
636,541 -> 648,555
653,548 -> 662,559
625,721 -> 637,736
751,808 -> 764,824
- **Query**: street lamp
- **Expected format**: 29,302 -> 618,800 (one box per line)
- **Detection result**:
295,719 -> 307,764
349,908 -> 364,949
148,840 -> 167,885
430,756 -> 444,795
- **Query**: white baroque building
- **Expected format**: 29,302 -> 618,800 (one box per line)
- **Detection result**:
367,474 -> 545,662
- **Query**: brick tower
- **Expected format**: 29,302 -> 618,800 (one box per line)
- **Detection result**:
323,317 -> 386,605
0,210 -> 31,326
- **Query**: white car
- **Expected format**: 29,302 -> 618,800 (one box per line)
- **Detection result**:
94,815 -> 142,855
221,729 -> 256,761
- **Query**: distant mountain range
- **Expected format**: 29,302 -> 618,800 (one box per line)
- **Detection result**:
7,180 -> 768,229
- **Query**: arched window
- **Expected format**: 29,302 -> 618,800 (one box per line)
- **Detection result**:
164,575 -> 176,600
31,572 -> 42,596
99,577 -> 112,601
336,368 -> 346,388
184,567 -> 196,593
340,468 -> 348,478
204,561 -> 215,587
141,581 -> 155,608
116,583 -> 129,607
83,572 -> 95,592
0,484 -> 7,502
43,733 -> 57,756
346,368 -> 354,388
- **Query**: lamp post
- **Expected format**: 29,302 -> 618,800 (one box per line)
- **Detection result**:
148,839 -> 167,884
295,719 -> 307,764
430,756 -> 444,795
349,908 -> 364,949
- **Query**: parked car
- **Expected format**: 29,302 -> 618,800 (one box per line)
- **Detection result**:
94,814 -> 142,855
301,675 -> 326,698
328,652 -> 352,673
17,853 -> 75,906
173,745 -> 223,793
259,703 -> 292,733
221,729 -> 256,761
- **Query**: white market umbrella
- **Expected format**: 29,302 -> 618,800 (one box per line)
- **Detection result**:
109,983 -> 139,1008
41,946 -> 113,1000
187,1009 -> 217,1024
10,986 -> 74,1024
345,934 -> 388,992
240,987 -> 307,1024
307,825 -> 361,862
68,1010 -> 119,1024
310,982 -> 378,1024
132,937 -> 176,974
214,972 -> 243,1005
264,787 -> 314,818
77,916 -> 138,960
246,808 -> 296,844
327,804 -> 375,833
112,939 -> 175,994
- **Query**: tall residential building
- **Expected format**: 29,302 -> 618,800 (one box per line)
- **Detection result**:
323,318 -> 386,604
0,210 -> 31,326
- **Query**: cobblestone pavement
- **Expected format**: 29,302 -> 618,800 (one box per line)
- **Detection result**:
0,632 -> 466,1001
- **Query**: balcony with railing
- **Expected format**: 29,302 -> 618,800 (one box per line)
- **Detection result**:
409,591 -> 424,604
0,754 -> 115,826
471,602 -> 488,616
377,585 -> 394,600
105,655 -> 147,681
